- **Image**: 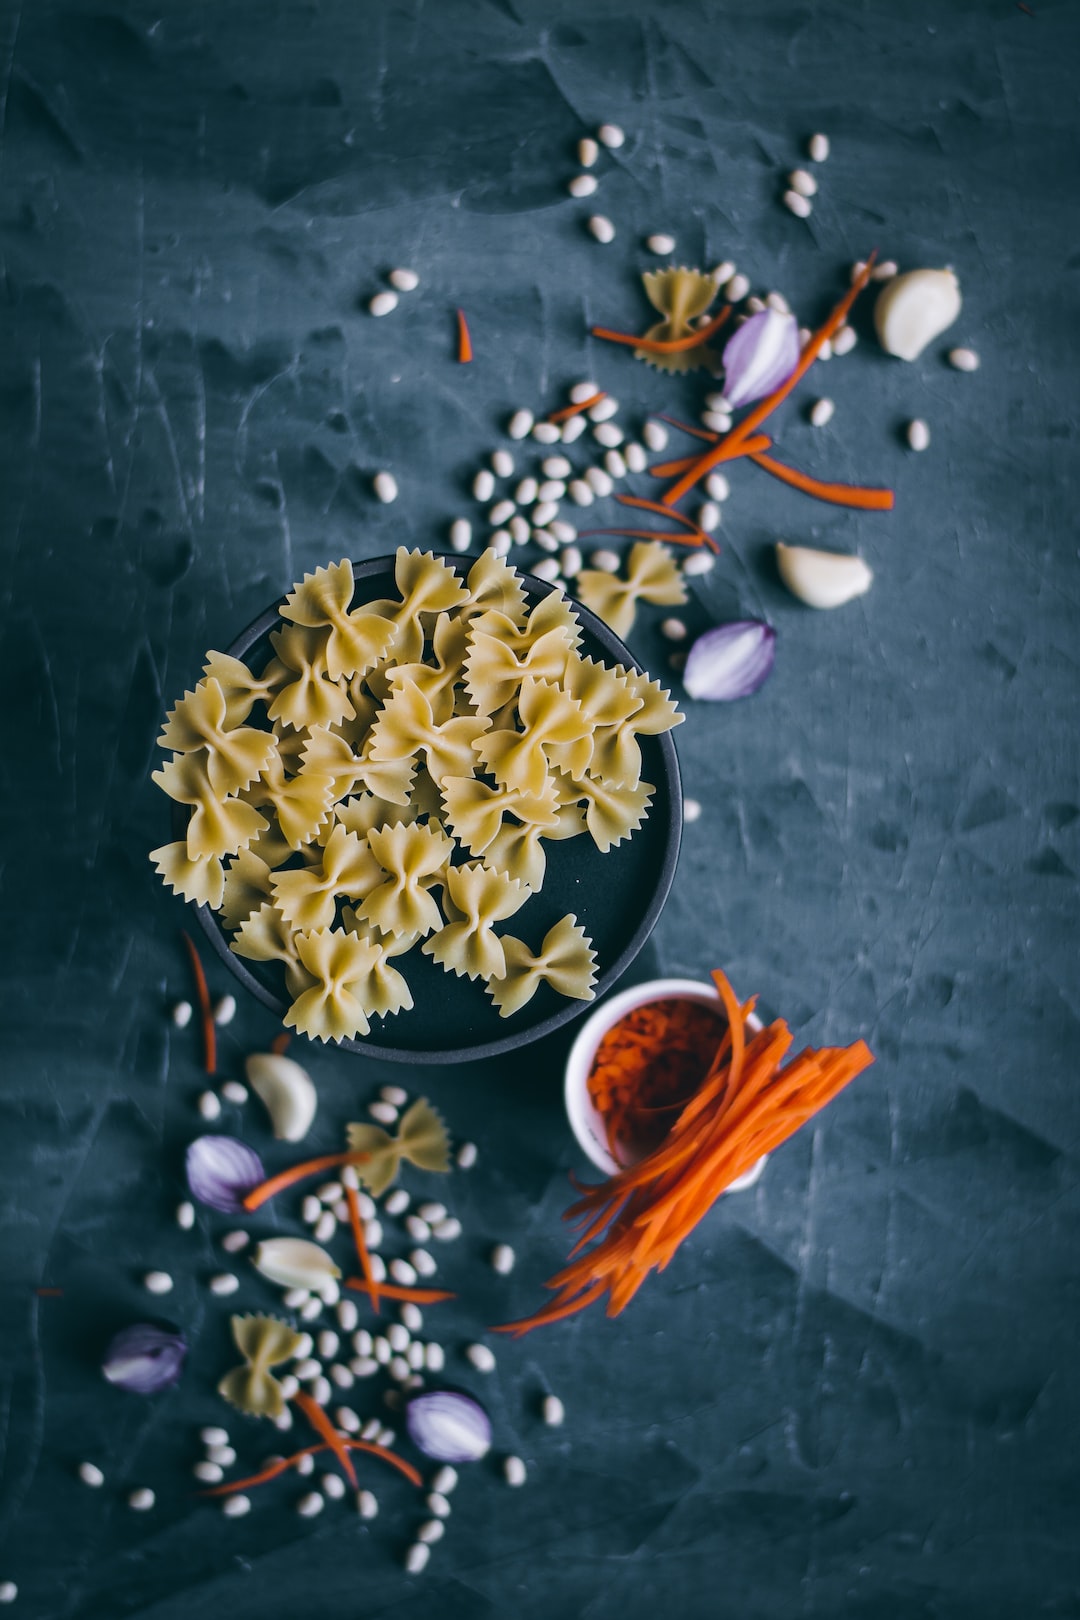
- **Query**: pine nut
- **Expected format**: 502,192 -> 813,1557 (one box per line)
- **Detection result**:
503,1455 -> 527,1487
508,410 -> 534,440
198,1090 -> 221,1121
490,1244 -> 515,1275
578,138 -> 599,168
593,421 -> 624,449
646,233 -> 676,254
587,215 -> 616,244
373,471 -> 398,504
296,1491 -> 324,1517
808,132 -> 830,162
660,618 -> 687,641
624,441 -> 647,472
143,1271 -> 173,1294
531,421 -> 562,444
809,397 -> 835,427
212,994 -> 236,1026
788,169 -> 817,198
449,518 -> 471,552
568,174 -> 598,198
389,1259 -> 417,1287
369,292 -> 398,317
584,466 -> 613,496
725,273 -> 751,302
175,1201 -> 195,1229
948,347 -> 979,371
456,1142 -> 478,1169
597,123 -> 625,149
466,1342 -> 496,1373
643,421 -> 669,451
907,419 -> 930,451
222,1493 -> 251,1517
78,1462 -> 105,1487
683,551 -> 715,577
172,1000 -> 193,1028
560,414 -> 586,444
388,268 -> 419,292
128,1488 -> 155,1511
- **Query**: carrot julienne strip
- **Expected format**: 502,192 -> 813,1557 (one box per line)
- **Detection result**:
591,304 -> 732,354
615,493 -> 704,531
748,451 -> 895,511
655,414 -> 721,443
345,1183 -> 380,1316
456,308 -> 473,364
198,1438 -> 422,1496
344,1276 -> 456,1304
548,392 -> 605,423
293,1391 -> 357,1487
270,1031 -> 291,1056
577,527 -> 716,552
661,256 -> 879,506
181,930 -> 216,1075
241,1151 -> 369,1212
649,434 -> 774,478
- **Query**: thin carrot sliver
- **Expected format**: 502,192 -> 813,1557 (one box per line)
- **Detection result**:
198,1437 -> 421,1496
241,1151 -> 368,1212
615,493 -> 704,532
548,392 -> 605,424
748,451 -> 895,511
345,1183 -> 380,1316
577,527 -> 713,552
660,256 -> 879,506
344,1277 -> 456,1304
293,1391 -> 357,1487
456,308 -> 473,364
181,930 -> 216,1075
591,304 -> 732,354
270,1031 -> 291,1056
649,434 -> 774,478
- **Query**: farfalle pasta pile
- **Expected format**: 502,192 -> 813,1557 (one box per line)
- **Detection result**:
150,548 -> 683,1042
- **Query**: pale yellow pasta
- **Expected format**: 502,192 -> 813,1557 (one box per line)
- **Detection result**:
587,667 -> 684,787
483,821 -> 547,893
464,623 -> 573,715
353,742 -> 417,807
478,678 -> 592,796
367,682 -> 489,786
457,548 -> 530,624
153,750 -> 269,861
366,548 -> 470,664
387,613 -> 470,715
252,753 -> 337,850
440,773 -> 558,856
470,589 -> 582,657
203,650 -> 282,727
300,727 -> 368,802
150,839 -> 226,910
270,825 -> 383,933
560,653 -> 642,733
328,792 -> 418,841
220,846 -> 276,930
279,559 -> 398,682
265,624 -> 355,733
355,821 -> 454,940
231,901 -> 310,996
423,862 -> 529,981
488,915 -> 598,1018
573,540 -> 687,640
572,773 -> 655,854
159,678 -> 277,798
285,928 -> 387,1042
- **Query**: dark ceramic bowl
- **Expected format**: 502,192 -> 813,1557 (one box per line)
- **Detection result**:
175,553 -> 682,1063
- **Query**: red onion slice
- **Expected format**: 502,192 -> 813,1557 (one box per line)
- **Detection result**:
102,1323 -> 187,1394
721,310 -> 800,408
186,1134 -> 265,1213
405,1390 -> 492,1462
683,620 -> 776,701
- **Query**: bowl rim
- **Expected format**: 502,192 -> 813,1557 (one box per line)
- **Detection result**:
180,552 -> 684,1065
563,975 -> 767,1188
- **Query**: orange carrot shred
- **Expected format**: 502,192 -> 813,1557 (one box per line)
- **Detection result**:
344,1276 -> 456,1305
747,451 -> 895,510
345,1182 -> 380,1316
548,392 -> 606,424
198,1438 -> 421,1496
270,1031 -> 291,1056
456,308 -> 473,364
293,1391 -> 358,1487
578,527 -> 717,552
649,434 -> 774,478
181,930 -> 216,1075
241,1151 -> 369,1212
591,303 -> 732,354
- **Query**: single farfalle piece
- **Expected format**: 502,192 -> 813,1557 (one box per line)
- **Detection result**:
574,542 -> 687,641
339,910 -> 415,1016
464,622 -> 574,716
367,548 -> 470,664
636,267 -> 722,373
230,901 -> 310,995
251,751 -> 336,851
386,613 -> 470,718
440,774 -> 559,857
367,682 -> 489,786
471,591 -> 583,658
488,915 -> 598,1019
270,825 -> 382,933
218,1313 -> 307,1421
587,666 -> 684,787
300,728 -> 368,802
284,927 -> 387,1042
325,791 -> 418,843
355,821 -> 454,940
159,677 -> 277,798
203,649 -> 283,727
353,741 -> 418,807
264,623 -> 355,733
279,559 -> 398,682
219,845 -> 276,930
423,862 -> 530,981
557,654 -> 642,739
345,1096 -> 451,1197
483,821 -> 548,892
456,549 -> 530,625
477,678 -> 593,796
153,751 -> 269,862
149,840 -> 225,910
571,773 -> 655,853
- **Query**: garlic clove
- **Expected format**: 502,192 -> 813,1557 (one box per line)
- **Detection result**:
873,268 -> 961,361
776,543 -> 873,609
253,1237 -> 340,1292
245,1052 -> 317,1143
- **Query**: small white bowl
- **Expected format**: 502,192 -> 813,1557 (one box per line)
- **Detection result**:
564,976 -> 768,1189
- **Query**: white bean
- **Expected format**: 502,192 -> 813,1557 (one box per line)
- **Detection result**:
472,468 -> 495,502
587,214 -> 615,244
400,1301 -> 424,1331
489,500 -> 516,527
705,472 -> 731,502
543,1395 -> 566,1426
78,1461 -> 105,1487
490,1244 -> 515,1275
514,477 -> 538,506
201,1425 -> 230,1447
766,291 -> 791,313
171,1000 -> 192,1028
387,1323 -> 409,1353
701,411 -> 731,435
683,550 -> 715,578
507,410 -> 534,441
407,1340 -> 425,1370
560,413 -> 586,444
642,420 -> 668,451
431,1465 -> 458,1495
432,1217 -> 461,1241
744,296 -> 766,314
313,1211 -> 336,1244
465,1342 -> 496,1373
907,418 -> 930,451
597,123 -> 625,149
624,441 -> 647,473
948,347 -> 980,371
455,1142 -> 478,1169
660,618 -> 687,641
503,1455 -> 527,1487
296,1491 -> 324,1517
593,421 -> 623,449
872,260 -> 899,281
568,479 -> 594,508
808,132 -> 830,162
143,1271 -> 173,1295
209,1273 -> 239,1296
531,421 -> 562,444
322,1472 -> 347,1501
330,1363 -> 354,1389
350,1357 -> 378,1378
220,1080 -> 247,1106
405,1542 -> 430,1574
683,797 -> 703,823
335,1300 -> 358,1335
533,506 -> 560,531
532,557 -> 561,583
336,1405 -> 360,1433
646,230 -> 676,255
697,501 -> 721,533
788,168 -> 817,198
300,1296 -> 323,1321
175,1201 -> 195,1230
279,1374 -> 299,1399
388,268 -> 419,292
590,548 -> 620,572
424,1342 -> 445,1372
373,471 -> 398,504
369,1099 -> 398,1126
128,1488 -> 155,1511
369,291 -> 398,317
194,1460 -> 224,1484
390,1258 -> 417,1287
316,1330 -> 338,1360
491,448 -> 515,479
417,1518 -> 445,1544
365,1218 -> 383,1250
584,466 -> 613,496
725,272 -> 750,302
509,514 -> 531,546
357,1489 -> 379,1518
368,1254 -> 386,1284
578,137 -> 599,168
197,1090 -> 221,1121
427,1490 -> 452,1518
284,1286 -> 310,1309
412,1249 -> 438,1278
568,173 -> 598,198
537,480 -> 566,503
831,324 -> 857,355
405,1214 -> 431,1243
340,1165 -> 360,1192
389,1355 -> 410,1382
490,530 -> 512,557
561,546 -> 583,578
449,518 -> 471,553
212,994 -> 237,1026
603,450 -> 627,480
222,1493 -> 251,1517
809,397 -> 835,428
312,1376 -> 332,1406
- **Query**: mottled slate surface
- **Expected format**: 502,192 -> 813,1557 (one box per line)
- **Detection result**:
2,1 -> 1078,1615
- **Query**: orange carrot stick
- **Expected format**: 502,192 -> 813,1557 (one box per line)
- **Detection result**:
661,257 -> 879,506
591,304 -> 732,354
548,392 -> 605,423
615,493 -> 706,531
649,434 -> 774,478
198,1438 -> 421,1496
748,451 -> 895,510
345,1183 -> 380,1316
270,1031 -> 291,1056
456,308 -> 473,364
293,1391 -> 357,1487
181,930 -> 216,1075
578,526 -> 714,552
344,1277 -> 456,1304
242,1152 -> 369,1212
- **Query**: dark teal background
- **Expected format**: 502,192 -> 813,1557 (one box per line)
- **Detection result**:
2,1 -> 1078,1615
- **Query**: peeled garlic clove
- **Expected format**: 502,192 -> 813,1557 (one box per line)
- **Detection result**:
245,1052 -> 317,1143
776,543 -> 873,609
873,268 -> 961,361
253,1238 -> 340,1292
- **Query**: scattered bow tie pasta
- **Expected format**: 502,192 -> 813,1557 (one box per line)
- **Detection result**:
150,548 -> 684,1040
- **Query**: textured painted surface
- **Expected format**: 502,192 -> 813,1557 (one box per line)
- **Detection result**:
2,1 -> 1079,1615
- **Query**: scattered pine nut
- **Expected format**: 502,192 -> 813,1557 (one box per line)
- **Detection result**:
389,1355 -> 410,1382
697,501 -> 721,533
643,420 -> 669,452
220,1080 -> 247,1106
831,324 -> 857,357
143,1271 -> 173,1295
369,1099 -> 399,1126
514,476 -> 539,506
568,480 -> 594,508
660,618 -> 687,641
907,418 -> 930,451
456,1142 -> 478,1169
172,1000 -> 193,1029
533,503 -> 559,528
220,1230 -> 249,1254
424,1342 -> 445,1372
432,1217 -> 461,1241
561,546 -> 583,578
531,421 -> 562,444
373,471 -> 398,504
388,1323 -> 410,1353
783,190 -> 812,218
322,1472 -> 347,1501
872,260 -> 899,281
431,1465 -> 458,1495
353,1329 -> 373,1357
466,1342 -> 496,1373
426,1490 -> 452,1518
317,1330 -> 339,1359
194,1460 -> 224,1484
711,259 -> 736,285
507,410 -> 534,441
357,1488 -> 378,1518
417,1518 -> 445,1544
788,169 -> 817,198
405,1216 -> 431,1245
491,448 -> 515,478
593,421 -> 624,449
537,480 -> 566,504
388,268 -> 419,292
128,1488 -> 155,1512
301,1193 -> 321,1223
808,132 -> 830,162
568,174 -> 598,198
588,215 -> 616,244
489,500 -> 516,528
705,471 -> 730,502
390,1258 -> 417,1287
78,1462 -> 105,1488
336,1405 -> 360,1433
401,1302 -> 424,1331
405,1542 -> 430,1574
472,469 -> 495,501
542,1395 -> 566,1426
330,1363 -> 353,1389
589,395 -> 619,422
368,291 -> 398,317
490,530 -> 512,557
197,1090 -> 221,1121
597,123 -> 625,149
560,414 -> 586,444
296,1491 -> 324,1517
449,518 -> 471,553
701,411 -> 731,435
367,1254 -> 386,1284
590,548 -> 620,572
337,1299 -> 358,1334
646,233 -> 676,255
503,1455 -> 527,1487
809,397 -> 835,427
683,797 -> 703,823
542,455 -> 573,480
406,1341 -> 425,1370
533,557 -> 561,584
490,1244 -> 515,1275
584,468 -> 613,499
350,1357 -> 378,1378
948,347 -> 980,371
175,1200 -> 195,1230
683,551 -> 715,577
209,1272 -> 239,1297
725,272 -> 751,302
384,1189 -> 409,1217
212,994 -> 236,1026
578,137 -> 599,168
222,1494 -> 251,1517
624,441 -> 647,473
300,1296 -> 323,1320
201,1426 -> 229,1447
313,1211 -> 336,1244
